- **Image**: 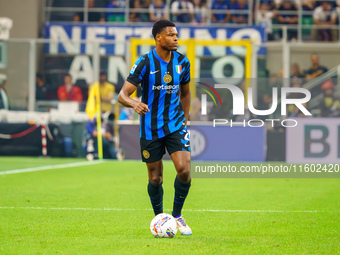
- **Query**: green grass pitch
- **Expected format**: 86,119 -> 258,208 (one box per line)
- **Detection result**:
0,157 -> 339,254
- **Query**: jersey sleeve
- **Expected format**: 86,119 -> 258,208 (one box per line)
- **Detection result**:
126,56 -> 147,87
180,57 -> 191,85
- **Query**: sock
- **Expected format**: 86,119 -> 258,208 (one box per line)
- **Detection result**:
172,175 -> 191,218
148,181 -> 163,216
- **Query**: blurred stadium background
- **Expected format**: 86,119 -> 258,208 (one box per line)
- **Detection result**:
0,1 -> 340,253
0,0 -> 340,162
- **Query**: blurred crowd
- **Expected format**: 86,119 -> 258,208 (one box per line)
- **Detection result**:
257,53 -> 340,118
36,71 -> 123,159
256,0 -> 340,41
189,52 -> 340,120
35,71 -> 138,119
36,71 -> 114,103
33,52 -> 340,120
31,0 -> 340,120
46,0 -> 340,41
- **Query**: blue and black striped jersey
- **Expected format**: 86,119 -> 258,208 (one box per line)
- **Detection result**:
127,49 -> 190,140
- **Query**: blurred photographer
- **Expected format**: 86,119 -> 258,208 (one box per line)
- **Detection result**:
85,113 -> 123,160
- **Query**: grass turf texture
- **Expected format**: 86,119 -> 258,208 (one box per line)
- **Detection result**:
0,157 -> 339,254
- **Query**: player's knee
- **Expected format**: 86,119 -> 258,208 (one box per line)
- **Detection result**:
149,175 -> 163,185
177,166 -> 190,182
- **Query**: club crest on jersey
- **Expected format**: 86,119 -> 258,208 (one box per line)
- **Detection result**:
143,150 -> 150,159
163,73 -> 172,83
175,65 -> 182,74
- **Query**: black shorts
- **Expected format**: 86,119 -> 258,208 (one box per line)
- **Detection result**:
140,127 -> 190,163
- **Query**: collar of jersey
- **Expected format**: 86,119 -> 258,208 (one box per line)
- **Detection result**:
152,49 -> 174,65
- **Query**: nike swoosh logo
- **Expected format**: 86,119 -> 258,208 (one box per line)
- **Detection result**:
184,144 -> 190,147
150,70 -> 159,74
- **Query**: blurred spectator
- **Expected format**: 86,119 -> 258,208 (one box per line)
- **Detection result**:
277,0 -> 298,40
291,77 -> 303,88
319,80 -> 340,117
74,0 -> 105,22
211,0 -> 232,23
300,0 -> 316,11
305,53 -> 328,81
256,1 -> 276,40
90,72 -> 115,113
106,0 -> 126,22
311,1 -> 338,41
337,0 -> 340,11
128,0 -> 139,22
73,13 -> 82,22
314,0 -> 336,9
57,74 -> 83,102
149,0 -> 168,22
36,73 -> 52,100
88,0 -> 105,22
0,75 -> 9,110
232,0 -> 249,24
291,63 -> 304,79
192,0 -> 208,24
274,0 -> 282,6
257,72 -> 283,119
276,0 -> 315,10
133,0 -> 152,22
85,114 -> 122,160
336,1 -> 340,34
260,0 -> 276,10
171,0 -> 194,23
287,78 -> 307,117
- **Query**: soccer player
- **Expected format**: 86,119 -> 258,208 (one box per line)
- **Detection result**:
118,19 -> 192,235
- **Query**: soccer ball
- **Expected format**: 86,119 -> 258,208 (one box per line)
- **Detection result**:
150,213 -> 178,238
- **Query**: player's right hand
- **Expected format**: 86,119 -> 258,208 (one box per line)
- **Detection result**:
133,102 -> 150,115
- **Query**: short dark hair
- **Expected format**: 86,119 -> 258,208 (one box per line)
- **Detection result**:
152,19 -> 175,39
36,73 -> 44,80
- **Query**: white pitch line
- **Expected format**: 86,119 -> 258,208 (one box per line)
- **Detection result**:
0,160 -> 105,175
0,206 -> 337,213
